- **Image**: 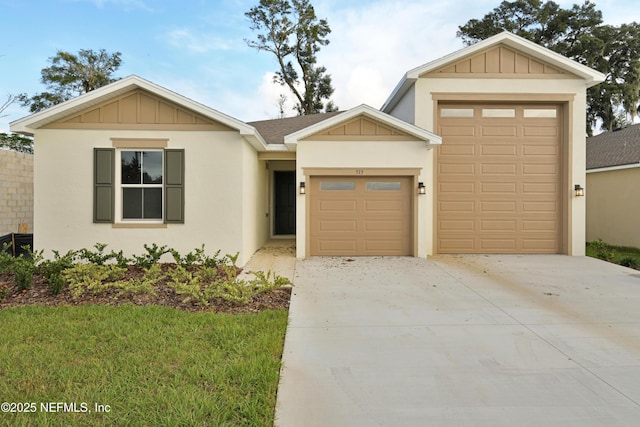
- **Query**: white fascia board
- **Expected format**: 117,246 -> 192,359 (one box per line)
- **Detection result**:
284,104 -> 442,151
587,163 -> 640,174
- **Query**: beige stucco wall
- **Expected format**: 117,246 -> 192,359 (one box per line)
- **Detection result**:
392,76 -> 589,256
296,139 -> 433,258
0,149 -> 33,235
33,129 -> 260,263
586,167 -> 640,248
241,141 -> 269,265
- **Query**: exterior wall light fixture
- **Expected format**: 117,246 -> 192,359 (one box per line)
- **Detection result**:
418,182 -> 426,195
299,182 -> 306,194
574,184 -> 584,197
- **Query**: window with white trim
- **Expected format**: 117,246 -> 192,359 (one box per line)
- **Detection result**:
120,150 -> 164,220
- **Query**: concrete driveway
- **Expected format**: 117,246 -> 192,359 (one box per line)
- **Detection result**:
275,255 -> 640,426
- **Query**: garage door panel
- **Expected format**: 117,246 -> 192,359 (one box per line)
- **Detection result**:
522,144 -> 558,156
317,240 -> 357,253
440,220 -> 475,231
317,199 -> 357,213
522,220 -> 557,231
310,176 -> 412,256
364,220 -> 404,232
437,104 -> 561,254
481,220 -> 517,231
440,182 -> 475,193
482,145 -> 517,156
523,126 -> 558,137
364,199 -> 403,213
440,201 -> 475,213
523,164 -> 558,175
481,126 -> 517,137
440,162 -> 476,175
317,219 -> 357,232
481,182 -> 517,193
440,144 -> 476,156
481,163 -> 517,175
439,125 -> 476,137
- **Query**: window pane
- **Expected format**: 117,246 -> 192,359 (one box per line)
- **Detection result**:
320,181 -> 355,191
121,151 -> 141,184
366,182 -> 401,191
441,108 -> 474,118
123,188 -> 142,219
482,109 -> 515,118
524,109 -> 557,118
144,188 -> 163,219
143,151 -> 163,184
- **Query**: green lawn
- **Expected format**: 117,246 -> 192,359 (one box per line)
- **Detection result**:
0,305 -> 288,426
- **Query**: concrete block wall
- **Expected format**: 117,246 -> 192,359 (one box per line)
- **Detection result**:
0,150 -> 34,236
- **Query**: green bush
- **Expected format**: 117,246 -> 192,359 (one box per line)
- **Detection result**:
39,249 -> 77,296
589,239 -> 615,261
13,248 -> 42,291
133,244 -> 170,269
620,256 -> 639,269
0,242 -> 14,274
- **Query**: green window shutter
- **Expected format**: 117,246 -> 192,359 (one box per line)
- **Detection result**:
94,148 -> 115,223
165,149 -> 185,223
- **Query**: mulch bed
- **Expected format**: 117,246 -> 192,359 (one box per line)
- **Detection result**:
0,265 -> 291,314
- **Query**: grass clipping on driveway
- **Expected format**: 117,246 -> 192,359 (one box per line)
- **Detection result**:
0,305 -> 288,426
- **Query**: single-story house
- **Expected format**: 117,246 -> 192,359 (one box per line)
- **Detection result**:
586,124 -> 640,248
10,32 -> 604,264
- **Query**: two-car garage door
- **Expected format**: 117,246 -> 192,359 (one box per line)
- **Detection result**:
437,104 -> 562,254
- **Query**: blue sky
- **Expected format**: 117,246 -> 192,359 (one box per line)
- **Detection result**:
2,0 -> 639,132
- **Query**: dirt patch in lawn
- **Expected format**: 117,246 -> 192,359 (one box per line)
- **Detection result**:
0,265 -> 291,314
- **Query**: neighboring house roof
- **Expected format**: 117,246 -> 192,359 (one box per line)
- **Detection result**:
587,124 -> 640,171
283,104 -> 442,151
381,31 -> 607,112
248,111 -> 344,144
10,75 -> 269,151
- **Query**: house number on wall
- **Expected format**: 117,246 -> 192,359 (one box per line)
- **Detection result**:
355,169 -> 364,175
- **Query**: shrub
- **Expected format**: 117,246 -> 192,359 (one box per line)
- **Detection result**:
133,244 -> 170,269
620,256 -> 639,269
589,239 -> 615,261
39,250 -> 78,296
13,248 -> 42,291
0,242 -> 14,274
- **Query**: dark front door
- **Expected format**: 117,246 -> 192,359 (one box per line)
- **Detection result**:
274,171 -> 296,235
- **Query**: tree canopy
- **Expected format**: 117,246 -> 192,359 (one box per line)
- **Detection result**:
245,0 -> 338,115
19,49 -> 122,113
457,0 -> 640,135
0,133 -> 33,154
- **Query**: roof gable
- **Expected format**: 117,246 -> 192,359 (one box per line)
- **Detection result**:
10,75 -> 258,138
303,116 -> 415,140
284,104 -> 441,150
424,44 -> 568,78
382,31 -> 606,112
42,88 -> 235,131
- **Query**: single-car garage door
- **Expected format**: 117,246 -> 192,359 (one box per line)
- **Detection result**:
310,176 -> 412,256
437,104 -> 562,253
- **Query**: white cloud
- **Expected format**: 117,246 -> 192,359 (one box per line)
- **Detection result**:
315,0 -> 467,111
166,29 -> 233,54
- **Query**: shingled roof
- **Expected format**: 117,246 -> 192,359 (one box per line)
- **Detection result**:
586,124 -> 640,170
248,111 -> 344,144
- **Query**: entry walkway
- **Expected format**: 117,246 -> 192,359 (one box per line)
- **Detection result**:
275,255 -> 640,426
